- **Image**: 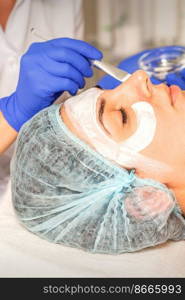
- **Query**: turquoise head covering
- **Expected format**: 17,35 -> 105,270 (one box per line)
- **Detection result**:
10,104 -> 185,254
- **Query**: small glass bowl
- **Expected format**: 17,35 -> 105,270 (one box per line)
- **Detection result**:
138,46 -> 185,81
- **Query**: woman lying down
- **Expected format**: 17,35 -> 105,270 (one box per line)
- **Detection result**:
11,70 -> 185,254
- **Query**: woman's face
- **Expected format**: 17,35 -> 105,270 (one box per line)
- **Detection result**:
62,70 -> 185,190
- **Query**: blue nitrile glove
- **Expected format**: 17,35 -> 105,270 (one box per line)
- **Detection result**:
97,45 -> 185,90
0,38 -> 102,131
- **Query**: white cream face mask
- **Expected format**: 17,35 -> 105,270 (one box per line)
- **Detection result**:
64,88 -> 170,173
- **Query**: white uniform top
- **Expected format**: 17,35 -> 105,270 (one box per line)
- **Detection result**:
0,0 -> 84,198
0,0 -> 84,97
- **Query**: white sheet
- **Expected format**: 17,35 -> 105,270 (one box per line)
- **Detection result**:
0,181 -> 185,278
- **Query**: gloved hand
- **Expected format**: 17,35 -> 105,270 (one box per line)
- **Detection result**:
0,38 -> 102,131
97,45 -> 185,90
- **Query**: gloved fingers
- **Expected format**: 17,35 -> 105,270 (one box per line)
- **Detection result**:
38,58 -> 85,89
26,42 -> 94,78
47,38 -> 103,60
45,46 -> 94,77
166,73 -> 185,90
24,67 -> 79,98
43,74 -> 79,96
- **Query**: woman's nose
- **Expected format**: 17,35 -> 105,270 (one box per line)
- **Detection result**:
101,70 -> 153,108
129,70 -> 152,98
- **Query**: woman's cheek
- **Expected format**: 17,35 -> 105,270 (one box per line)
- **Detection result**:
103,112 -> 124,141
105,111 -> 136,142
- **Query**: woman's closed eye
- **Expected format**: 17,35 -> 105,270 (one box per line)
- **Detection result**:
98,99 -> 111,135
98,99 -> 128,130
97,96 -> 133,142
120,108 -> 127,124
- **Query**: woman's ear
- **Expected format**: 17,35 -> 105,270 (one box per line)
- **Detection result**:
124,185 -> 174,222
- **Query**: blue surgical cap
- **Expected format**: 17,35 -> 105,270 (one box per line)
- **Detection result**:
10,104 -> 185,254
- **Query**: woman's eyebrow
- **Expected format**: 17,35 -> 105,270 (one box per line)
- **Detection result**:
98,99 -> 112,136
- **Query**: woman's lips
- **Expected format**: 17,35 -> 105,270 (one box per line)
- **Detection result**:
169,85 -> 182,105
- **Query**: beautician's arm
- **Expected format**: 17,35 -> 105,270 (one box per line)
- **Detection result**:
0,38 -> 102,154
0,111 -> 17,154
